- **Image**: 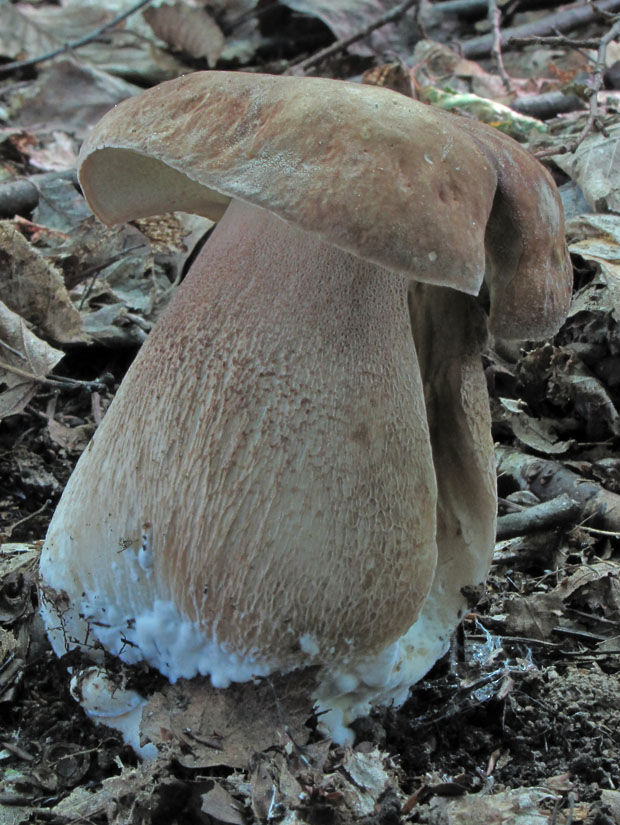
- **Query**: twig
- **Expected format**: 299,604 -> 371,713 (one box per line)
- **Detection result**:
496,446 -> 620,533
496,493 -> 581,540
550,796 -> 563,825
533,144 -> 575,158
0,359 -> 106,392
488,0 -> 512,90
6,498 -> 51,539
508,34 -> 601,47
579,524 -> 620,537
552,626 -> 608,642
435,0 -> 489,13
285,0 -> 419,74
0,742 -> 34,762
0,0 -> 156,77
510,91 -> 585,118
462,0 -> 620,58
0,170 -> 77,218
77,244 -> 146,310
566,791 -> 576,825
575,16 -> 620,145
265,677 -> 311,767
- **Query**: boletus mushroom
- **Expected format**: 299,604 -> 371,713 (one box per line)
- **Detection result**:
39,72 -> 572,752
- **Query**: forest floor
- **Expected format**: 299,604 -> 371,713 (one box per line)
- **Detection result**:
2,0 -> 620,823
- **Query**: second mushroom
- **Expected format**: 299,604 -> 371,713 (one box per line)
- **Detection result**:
39,72 -> 572,750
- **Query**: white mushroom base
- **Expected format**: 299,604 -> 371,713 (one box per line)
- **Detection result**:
40,578 -> 456,752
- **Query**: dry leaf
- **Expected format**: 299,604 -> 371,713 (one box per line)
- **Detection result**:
13,61 -> 142,139
554,120 -> 620,213
201,780 -> 245,824
0,221 -> 86,344
282,0 -> 411,56
567,213 -> 620,320
0,301 -> 63,419
24,130 -> 78,173
0,3 -> 108,60
0,4 -> 184,86
339,749 -> 392,815
428,787 -> 557,824
51,759 -> 171,823
501,590 -> 564,640
144,3 -> 225,66
140,669 -> 318,769
496,397 -> 572,455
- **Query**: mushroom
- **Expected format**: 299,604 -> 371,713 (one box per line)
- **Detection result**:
39,71 -> 572,750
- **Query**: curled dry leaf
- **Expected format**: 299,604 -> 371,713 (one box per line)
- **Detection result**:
554,121 -> 620,213
548,349 -> 620,440
283,0 -> 411,56
339,749 -> 394,816
144,3 -> 225,67
411,40 -> 508,101
495,397 -> 572,455
201,780 -> 245,825
0,570 -> 36,623
50,759 -> 170,824
0,301 -> 63,419
568,213 -> 620,320
500,561 -> 620,642
0,221 -> 86,344
11,61 -> 143,140
428,786 -> 558,824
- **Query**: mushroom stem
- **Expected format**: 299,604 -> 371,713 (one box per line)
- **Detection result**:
411,284 -> 496,638
313,289 -> 495,738
41,199 -> 438,689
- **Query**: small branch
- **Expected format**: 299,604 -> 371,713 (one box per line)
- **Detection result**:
0,359 -> 106,392
434,0 -> 489,13
285,0 -> 419,74
496,493 -> 581,540
78,244 -> 146,310
6,498 -> 51,539
510,90 -> 585,119
0,0 -> 156,77
462,0 -> 620,58
496,446 -> 620,533
507,35 -> 601,48
0,359 -> 66,388
488,0 -> 512,91
0,170 -> 77,218
575,16 -> 620,145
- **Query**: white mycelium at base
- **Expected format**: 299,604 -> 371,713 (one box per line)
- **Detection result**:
70,667 -> 157,759
313,586 -> 453,745
40,553 -> 455,751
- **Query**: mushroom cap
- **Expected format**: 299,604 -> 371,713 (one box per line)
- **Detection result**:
78,71 -> 572,340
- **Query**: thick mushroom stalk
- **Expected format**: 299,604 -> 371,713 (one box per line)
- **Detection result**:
39,72 -> 572,750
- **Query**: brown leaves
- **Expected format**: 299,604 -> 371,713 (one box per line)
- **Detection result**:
0,221 -> 85,344
140,669 -> 318,769
0,301 -> 63,419
497,559 -> 620,645
283,0 -> 412,55
144,4 -> 225,66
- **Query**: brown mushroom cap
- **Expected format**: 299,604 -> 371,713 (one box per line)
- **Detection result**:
78,71 -> 572,339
